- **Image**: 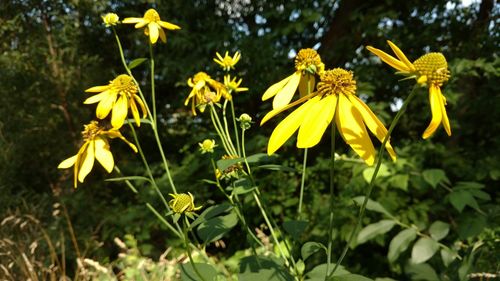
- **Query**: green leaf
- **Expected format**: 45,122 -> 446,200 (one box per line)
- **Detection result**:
105,176 -> 151,183
238,256 -> 293,281
197,211 -> 238,243
127,58 -> 147,70
255,164 -> 297,172
362,164 -> 390,183
352,196 -> 393,218
305,263 -> 349,280
180,262 -> 218,281
468,189 -> 491,201
190,203 -> 233,229
428,221 -> 450,241
440,248 -> 456,267
449,190 -> 479,212
232,177 -> 255,195
357,220 -> 396,244
283,220 -> 308,240
405,263 -> 440,281
457,214 -> 487,239
245,153 -> 277,163
388,228 -> 417,263
389,174 -> 409,191
301,241 -> 326,261
331,274 -> 373,281
422,169 -> 449,188
411,237 -> 439,264
217,157 -> 243,171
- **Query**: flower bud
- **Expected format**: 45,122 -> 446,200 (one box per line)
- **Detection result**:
102,13 -> 119,27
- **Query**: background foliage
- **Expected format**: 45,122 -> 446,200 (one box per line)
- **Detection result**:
0,0 -> 498,279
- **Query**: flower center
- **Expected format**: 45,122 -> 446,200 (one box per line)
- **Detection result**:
193,72 -> 211,84
317,68 -> 357,96
111,74 -> 137,95
413,53 -> 450,86
295,48 -> 324,74
143,9 -> 161,22
170,194 -> 195,213
81,121 -> 103,141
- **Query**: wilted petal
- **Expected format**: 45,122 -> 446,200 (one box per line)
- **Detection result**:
422,86 -> 443,139
297,95 -> 337,148
439,89 -> 452,136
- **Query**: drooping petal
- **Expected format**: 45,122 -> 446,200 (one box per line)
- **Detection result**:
111,94 -> 128,129
73,142 -> 89,188
336,94 -> 376,166
106,130 -> 138,153
84,91 -> 110,104
85,85 -> 110,93
134,21 -> 148,28
422,86 -> 443,139
94,137 -> 114,173
438,88 -> 452,136
96,91 -> 117,119
58,155 -> 77,169
148,22 -> 160,43
78,140 -> 95,183
133,95 -> 147,118
297,95 -> 337,148
158,20 -> 181,30
129,97 -> 141,126
348,95 -> 396,161
387,40 -> 416,72
298,73 -> 315,98
262,74 -> 293,101
366,46 -> 411,73
273,71 -> 301,109
260,92 -> 316,125
267,96 -> 320,155
158,27 -> 167,43
122,17 -> 143,24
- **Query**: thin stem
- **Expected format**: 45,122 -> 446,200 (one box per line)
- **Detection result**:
222,99 -> 238,155
297,148 -> 308,220
325,121 -> 337,279
210,106 -> 232,154
149,43 -> 157,124
183,217 -> 207,281
329,85 -> 420,277
210,104 -> 237,155
230,100 -> 241,155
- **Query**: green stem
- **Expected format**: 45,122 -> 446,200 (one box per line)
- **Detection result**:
230,100 -> 241,155
183,217 -> 207,281
297,148 -> 308,220
149,43 -> 157,124
222,99 -> 238,155
210,106 -> 232,154
329,85 -> 420,277
210,104 -> 237,155
325,121 -> 337,279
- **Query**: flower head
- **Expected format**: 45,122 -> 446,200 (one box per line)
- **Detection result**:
169,192 -> 202,214
122,9 -> 180,44
199,139 -> 217,154
262,48 -> 325,110
261,68 -> 396,166
84,74 -> 147,129
224,75 -> 248,95
58,121 -> 138,187
238,113 -> 253,130
214,51 -> 241,71
185,72 -> 228,115
366,40 -> 451,138
102,13 -> 119,27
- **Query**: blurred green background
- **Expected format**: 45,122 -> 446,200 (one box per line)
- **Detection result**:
0,0 -> 498,279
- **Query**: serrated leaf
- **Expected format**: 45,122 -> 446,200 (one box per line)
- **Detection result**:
429,221 -> 450,241
301,241 -> 326,261
127,58 -> 147,70
388,228 -> 417,263
411,237 -> 439,264
422,169 -> 449,188
353,196 -> 393,218
283,220 -> 308,240
362,164 -> 390,183
357,220 -> 396,244
180,262 -> 218,281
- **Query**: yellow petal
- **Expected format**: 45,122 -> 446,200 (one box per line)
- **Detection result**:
122,17 -> 143,24
438,88 -> 452,136
336,94 -> 376,165
348,95 -> 396,161
129,98 -> 141,126
73,143 -> 89,188
158,21 -> 181,30
260,92 -> 316,125
58,155 -> 77,169
94,137 -> 114,173
366,46 -> 411,73
84,91 -> 109,104
135,21 -> 148,28
148,22 -> 159,43
386,40 -> 416,72
297,95 -> 337,148
422,86 -> 443,139
85,85 -> 109,92
262,75 -> 293,101
298,74 -> 315,98
158,27 -> 167,43
96,91 -> 117,119
134,94 -> 148,118
78,140 -> 95,183
111,94 -> 128,129
106,130 -> 138,153
267,96 -> 320,155
273,71 -> 301,109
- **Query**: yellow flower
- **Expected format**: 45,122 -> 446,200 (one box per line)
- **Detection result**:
224,75 -> 248,97
58,121 -> 138,188
366,41 -> 451,139
102,13 -> 119,27
122,9 -> 180,44
199,139 -> 217,154
214,51 -> 241,71
84,74 -> 147,129
185,72 -> 228,115
261,68 -> 396,166
262,48 -> 325,110
168,192 -> 202,214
